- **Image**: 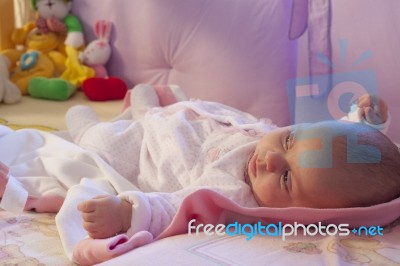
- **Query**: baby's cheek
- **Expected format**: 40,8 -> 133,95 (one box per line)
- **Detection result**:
252,183 -> 272,207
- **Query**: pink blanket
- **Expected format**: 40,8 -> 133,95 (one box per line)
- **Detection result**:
72,188 -> 400,265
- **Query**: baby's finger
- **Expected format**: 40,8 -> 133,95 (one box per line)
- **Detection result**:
83,222 -> 110,239
357,95 -> 371,108
92,195 -> 110,200
357,106 -> 366,120
82,221 -> 100,238
81,212 -> 96,222
77,200 -> 96,212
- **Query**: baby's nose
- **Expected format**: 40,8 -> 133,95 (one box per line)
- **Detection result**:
265,151 -> 285,173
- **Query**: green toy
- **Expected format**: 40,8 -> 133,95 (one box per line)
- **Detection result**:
28,0 -> 86,101
28,77 -> 76,101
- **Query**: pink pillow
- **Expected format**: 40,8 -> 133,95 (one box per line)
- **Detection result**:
72,0 -> 298,126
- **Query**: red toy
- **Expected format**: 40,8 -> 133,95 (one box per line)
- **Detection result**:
80,20 -> 127,101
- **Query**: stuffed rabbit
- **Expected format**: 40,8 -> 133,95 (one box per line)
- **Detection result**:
80,20 -> 128,101
79,20 -> 112,78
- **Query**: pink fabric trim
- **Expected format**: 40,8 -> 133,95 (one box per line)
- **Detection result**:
73,231 -> 153,266
72,189 -> 400,265
158,189 -> 400,240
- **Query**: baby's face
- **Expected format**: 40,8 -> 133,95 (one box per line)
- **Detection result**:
248,122 -> 360,208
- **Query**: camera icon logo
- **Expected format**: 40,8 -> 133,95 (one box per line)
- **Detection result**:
287,71 -> 378,124
286,40 -> 381,167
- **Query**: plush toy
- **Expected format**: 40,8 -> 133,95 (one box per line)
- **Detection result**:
16,29 -> 66,93
0,0 -> 87,101
27,0 -> 89,100
0,56 -> 22,104
0,22 -> 66,99
79,20 -> 112,78
80,20 -> 128,101
32,0 -> 84,49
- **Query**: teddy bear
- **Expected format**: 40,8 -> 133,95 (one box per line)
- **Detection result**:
32,0 -> 84,48
0,0 -> 88,101
27,0 -> 90,100
0,22 -> 67,95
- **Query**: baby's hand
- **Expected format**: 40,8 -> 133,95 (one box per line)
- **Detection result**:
357,94 -> 388,125
77,195 -> 132,239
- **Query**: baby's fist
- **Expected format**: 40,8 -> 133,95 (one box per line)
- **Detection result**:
357,94 -> 388,125
77,195 -> 132,239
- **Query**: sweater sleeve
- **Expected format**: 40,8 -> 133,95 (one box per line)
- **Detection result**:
118,175 -> 258,238
118,188 -> 198,238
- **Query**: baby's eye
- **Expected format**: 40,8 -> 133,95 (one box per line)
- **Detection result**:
281,170 -> 289,191
284,131 -> 293,150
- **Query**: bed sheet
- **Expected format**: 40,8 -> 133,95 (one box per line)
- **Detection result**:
0,92 -> 123,131
101,224 -> 400,266
0,211 -> 74,265
1,208 -> 400,265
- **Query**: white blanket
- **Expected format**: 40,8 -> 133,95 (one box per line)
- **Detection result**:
0,125 -> 138,259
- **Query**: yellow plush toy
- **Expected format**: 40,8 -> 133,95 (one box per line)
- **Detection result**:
27,0 -> 95,100
0,22 -> 67,95
0,0 -> 92,101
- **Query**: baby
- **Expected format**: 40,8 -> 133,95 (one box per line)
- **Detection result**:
247,120 -> 400,209
73,85 -> 400,239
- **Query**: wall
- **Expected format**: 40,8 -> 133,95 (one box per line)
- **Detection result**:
296,0 -> 400,143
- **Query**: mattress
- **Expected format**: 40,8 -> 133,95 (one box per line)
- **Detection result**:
102,222 -> 400,266
0,211 -> 73,265
1,209 -> 400,265
0,92 -> 123,131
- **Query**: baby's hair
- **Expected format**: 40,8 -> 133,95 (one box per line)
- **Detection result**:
331,122 -> 400,208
